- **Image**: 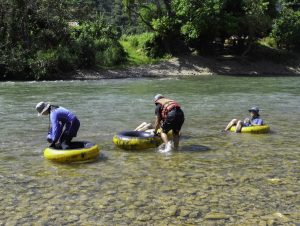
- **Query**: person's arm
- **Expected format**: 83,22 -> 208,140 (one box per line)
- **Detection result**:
49,111 -> 62,144
154,104 -> 161,134
154,115 -> 161,134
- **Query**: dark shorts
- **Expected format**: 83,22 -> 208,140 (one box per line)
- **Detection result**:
60,118 -> 80,143
161,108 -> 184,135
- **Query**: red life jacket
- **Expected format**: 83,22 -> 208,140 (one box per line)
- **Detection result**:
155,98 -> 180,119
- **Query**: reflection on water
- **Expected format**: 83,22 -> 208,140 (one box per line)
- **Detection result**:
0,77 -> 300,225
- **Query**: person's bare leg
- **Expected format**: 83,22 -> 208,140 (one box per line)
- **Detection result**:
160,132 -> 169,145
173,134 -> 180,149
135,122 -> 147,131
235,120 -> 243,133
224,119 -> 238,131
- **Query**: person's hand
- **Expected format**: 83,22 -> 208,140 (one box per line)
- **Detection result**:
149,130 -> 158,136
47,134 -> 52,143
243,118 -> 250,124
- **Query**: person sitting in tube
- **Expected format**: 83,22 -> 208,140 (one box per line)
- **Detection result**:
153,94 -> 185,150
35,102 -> 80,149
223,107 -> 264,133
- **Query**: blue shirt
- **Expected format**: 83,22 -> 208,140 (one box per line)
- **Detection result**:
47,107 -> 77,142
251,117 -> 263,125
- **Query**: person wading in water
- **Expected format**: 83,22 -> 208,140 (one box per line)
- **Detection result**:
36,102 -> 80,149
153,94 -> 185,151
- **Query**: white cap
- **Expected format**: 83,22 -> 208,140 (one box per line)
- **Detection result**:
154,94 -> 164,102
36,102 -> 50,116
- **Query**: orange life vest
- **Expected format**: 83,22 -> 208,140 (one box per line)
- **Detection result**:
155,98 -> 180,119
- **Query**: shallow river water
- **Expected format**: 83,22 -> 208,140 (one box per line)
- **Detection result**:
0,76 -> 299,225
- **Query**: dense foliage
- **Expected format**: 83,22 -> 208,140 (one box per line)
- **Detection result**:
124,0 -> 297,56
0,0 -> 299,80
0,0 -> 127,80
272,0 -> 300,51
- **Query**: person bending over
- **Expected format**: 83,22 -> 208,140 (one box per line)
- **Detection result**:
153,94 -> 184,150
224,107 -> 263,133
36,102 -> 80,149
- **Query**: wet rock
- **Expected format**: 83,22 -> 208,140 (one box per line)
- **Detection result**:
78,194 -> 89,202
124,210 -> 136,219
285,191 -> 296,197
258,220 -> 267,226
261,212 -> 290,224
114,201 -> 126,209
189,211 -> 200,218
136,214 -> 152,221
66,214 -> 79,222
134,201 -> 145,207
180,209 -> 191,217
176,172 -> 188,177
186,188 -> 198,195
152,215 -> 163,221
267,218 -> 274,226
267,178 -> 285,185
204,212 -> 230,220
106,190 -> 117,195
167,205 -> 180,216
79,213 -> 89,221
5,219 -> 18,225
272,212 -> 290,222
113,213 -> 123,220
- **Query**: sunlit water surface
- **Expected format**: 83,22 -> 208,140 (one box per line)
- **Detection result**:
0,77 -> 299,225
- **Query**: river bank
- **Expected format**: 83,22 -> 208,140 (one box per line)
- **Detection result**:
71,55 -> 300,80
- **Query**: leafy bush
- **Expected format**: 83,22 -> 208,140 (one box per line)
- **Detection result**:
28,47 -> 75,80
143,34 -> 166,58
29,50 -> 58,80
0,46 -> 31,80
272,8 -> 300,52
70,17 -> 127,68
129,37 -> 139,48
56,46 -> 76,72
96,41 -> 127,67
258,37 -> 277,48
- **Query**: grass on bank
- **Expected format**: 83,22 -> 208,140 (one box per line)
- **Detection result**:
252,37 -> 299,64
119,33 -> 171,66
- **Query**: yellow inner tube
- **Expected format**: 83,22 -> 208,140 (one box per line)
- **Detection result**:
44,142 -> 100,163
113,131 -> 162,150
230,125 -> 270,134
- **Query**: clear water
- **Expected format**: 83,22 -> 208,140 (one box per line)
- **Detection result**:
0,77 -> 299,225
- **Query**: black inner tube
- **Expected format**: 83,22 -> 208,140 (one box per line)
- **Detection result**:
117,130 -> 155,139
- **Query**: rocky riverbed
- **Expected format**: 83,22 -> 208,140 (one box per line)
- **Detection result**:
71,55 -> 300,80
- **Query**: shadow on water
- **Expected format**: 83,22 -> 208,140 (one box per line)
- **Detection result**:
180,144 -> 211,152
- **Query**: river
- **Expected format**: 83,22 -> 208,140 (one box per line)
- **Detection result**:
0,77 -> 299,225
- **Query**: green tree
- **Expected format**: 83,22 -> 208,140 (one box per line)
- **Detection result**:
272,0 -> 300,51
0,0 -> 71,79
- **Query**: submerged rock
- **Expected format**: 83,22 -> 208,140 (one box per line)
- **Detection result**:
267,178 -> 286,185
124,210 -> 136,219
204,212 -> 230,220
272,212 -> 290,222
167,205 -> 181,216
136,214 -> 152,221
